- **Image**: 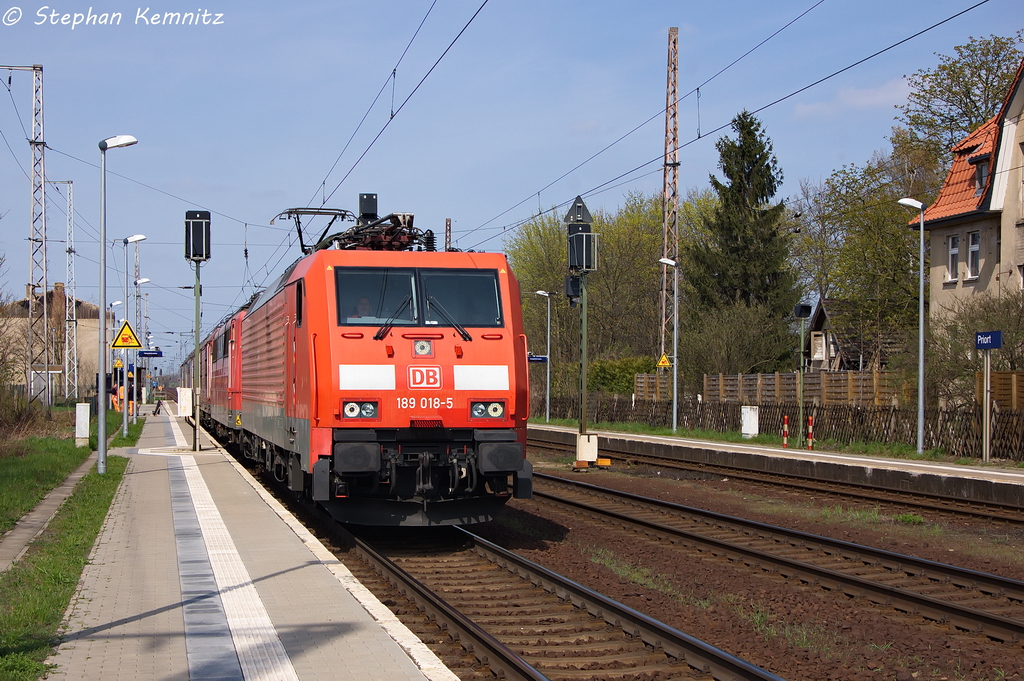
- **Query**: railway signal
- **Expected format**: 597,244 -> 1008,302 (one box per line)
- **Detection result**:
565,196 -> 598,467
185,210 -> 211,451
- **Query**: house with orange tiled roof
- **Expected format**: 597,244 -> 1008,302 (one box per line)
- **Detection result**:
922,57 -> 1024,316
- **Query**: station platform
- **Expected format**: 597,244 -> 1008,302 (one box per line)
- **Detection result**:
528,423 -> 1024,506
45,404 -> 457,681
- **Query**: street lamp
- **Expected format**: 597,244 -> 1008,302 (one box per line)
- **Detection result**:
122,234 -> 146,436
534,291 -> 555,422
658,257 -> 679,432
97,134 -> 137,475
898,197 -> 926,455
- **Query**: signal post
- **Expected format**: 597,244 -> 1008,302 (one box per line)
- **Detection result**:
185,211 -> 211,451
565,196 -> 598,468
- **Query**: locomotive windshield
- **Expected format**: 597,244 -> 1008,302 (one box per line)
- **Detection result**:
336,267 -> 502,328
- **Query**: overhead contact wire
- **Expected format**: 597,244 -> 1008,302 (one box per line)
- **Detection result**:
465,0 -> 994,251
464,0 -> 826,239
321,0 -> 490,206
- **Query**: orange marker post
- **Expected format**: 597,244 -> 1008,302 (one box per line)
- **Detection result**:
807,415 -> 814,450
782,415 -> 789,448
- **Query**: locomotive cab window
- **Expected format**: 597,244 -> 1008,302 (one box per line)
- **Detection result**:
335,267 -> 502,327
336,268 -> 418,326
421,269 -> 502,327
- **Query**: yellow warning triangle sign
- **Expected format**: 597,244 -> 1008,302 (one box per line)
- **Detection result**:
657,353 -> 671,368
112,320 -> 143,349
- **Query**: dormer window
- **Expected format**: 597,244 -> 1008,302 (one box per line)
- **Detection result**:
970,153 -> 991,197
975,161 -> 989,196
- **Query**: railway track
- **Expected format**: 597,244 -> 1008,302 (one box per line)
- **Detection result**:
527,436 -> 1024,524
533,472 -> 1024,645
246,452 -> 782,681
348,526 -> 784,681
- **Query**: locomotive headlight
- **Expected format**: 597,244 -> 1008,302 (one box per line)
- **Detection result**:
343,401 -> 377,418
470,401 -> 505,418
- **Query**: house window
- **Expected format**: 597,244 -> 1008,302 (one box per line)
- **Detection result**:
948,234 -> 959,281
974,161 -> 989,196
967,231 -> 980,279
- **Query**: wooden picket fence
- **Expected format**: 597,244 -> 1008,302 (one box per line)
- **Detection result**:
698,370 -> 908,406
547,394 -> 1023,461
634,373 -> 672,401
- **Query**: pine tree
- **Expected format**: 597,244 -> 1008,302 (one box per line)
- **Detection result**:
684,111 -> 798,318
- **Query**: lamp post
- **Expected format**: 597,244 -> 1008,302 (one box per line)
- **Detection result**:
122,234 -> 146,437
658,258 -> 679,432
97,135 -> 137,475
133,277 -> 149,423
898,197 -> 927,455
534,291 -> 554,422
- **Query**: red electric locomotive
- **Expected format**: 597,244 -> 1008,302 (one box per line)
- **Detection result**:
199,194 -> 532,526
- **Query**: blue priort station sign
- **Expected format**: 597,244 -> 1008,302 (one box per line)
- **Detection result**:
976,331 -> 1003,350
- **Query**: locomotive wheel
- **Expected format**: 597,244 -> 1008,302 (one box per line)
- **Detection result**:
241,433 -> 258,461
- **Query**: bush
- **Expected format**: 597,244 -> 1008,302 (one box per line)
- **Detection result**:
588,356 -> 657,395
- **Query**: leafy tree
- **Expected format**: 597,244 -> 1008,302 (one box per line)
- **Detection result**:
683,111 -> 799,317
789,178 -> 842,302
929,291 -> 1024,407
897,32 -> 1023,165
504,192 -> 663,398
819,155 -> 919,365
676,303 -> 795,395
586,192 -> 663,359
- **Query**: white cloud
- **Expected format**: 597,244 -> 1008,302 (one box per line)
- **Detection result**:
793,78 -> 910,118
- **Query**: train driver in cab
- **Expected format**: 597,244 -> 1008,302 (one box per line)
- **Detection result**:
350,296 -> 372,319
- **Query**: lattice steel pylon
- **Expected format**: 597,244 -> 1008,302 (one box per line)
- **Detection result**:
49,181 -> 78,399
659,29 -> 679,360
9,64 -> 51,405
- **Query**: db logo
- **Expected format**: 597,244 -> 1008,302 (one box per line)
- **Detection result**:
409,366 -> 442,389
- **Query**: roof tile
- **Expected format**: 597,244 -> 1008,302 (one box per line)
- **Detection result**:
921,115 -> 999,223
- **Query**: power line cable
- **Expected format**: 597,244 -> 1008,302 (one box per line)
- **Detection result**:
321,0 -> 490,207
308,0 -> 439,208
0,126 -> 28,179
466,0 -> 827,238
2,72 -> 29,140
237,0 -> 489,315
464,0 -> 995,251
238,1 -> 450,312
45,145 -> 285,232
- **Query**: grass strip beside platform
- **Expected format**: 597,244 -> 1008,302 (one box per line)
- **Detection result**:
0,441 -> 90,536
0,455 -> 128,680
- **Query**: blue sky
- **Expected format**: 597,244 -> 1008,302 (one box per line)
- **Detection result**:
0,0 -> 1017,373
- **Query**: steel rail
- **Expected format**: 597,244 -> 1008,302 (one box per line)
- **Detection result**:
528,435 -> 1024,523
352,533 -> 548,681
457,528 -> 785,681
535,473 -> 1024,643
